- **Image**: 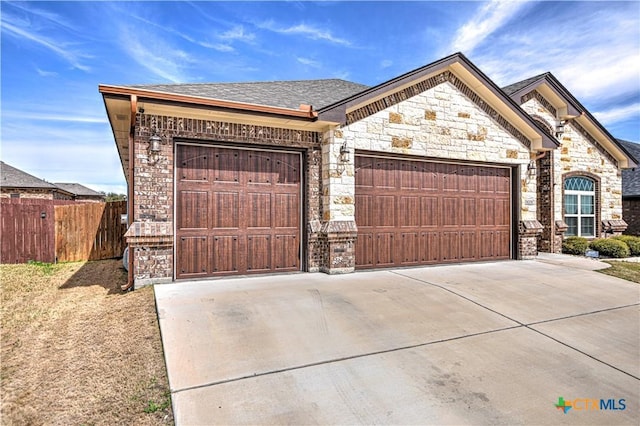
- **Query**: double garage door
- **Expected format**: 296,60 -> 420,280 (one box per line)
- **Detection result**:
355,155 -> 512,269
175,145 -> 512,279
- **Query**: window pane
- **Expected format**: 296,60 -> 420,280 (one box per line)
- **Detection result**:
565,217 -> 578,236
581,217 -> 594,237
565,177 -> 595,191
581,195 -> 594,214
565,194 -> 578,214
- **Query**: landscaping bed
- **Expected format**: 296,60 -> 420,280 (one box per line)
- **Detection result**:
0,260 -> 173,425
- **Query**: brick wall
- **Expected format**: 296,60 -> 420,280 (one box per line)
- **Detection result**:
623,198 -> 640,236
129,113 -> 322,285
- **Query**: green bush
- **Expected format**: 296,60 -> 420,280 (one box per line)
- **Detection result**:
612,235 -> 640,256
562,236 -> 589,255
589,238 -> 630,258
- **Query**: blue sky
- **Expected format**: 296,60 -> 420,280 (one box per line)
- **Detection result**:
2,1 -> 639,195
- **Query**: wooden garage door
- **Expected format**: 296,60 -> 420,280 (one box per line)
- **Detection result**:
176,144 -> 301,279
355,155 -> 511,269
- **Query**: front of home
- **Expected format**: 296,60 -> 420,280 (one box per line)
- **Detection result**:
100,53 -> 635,288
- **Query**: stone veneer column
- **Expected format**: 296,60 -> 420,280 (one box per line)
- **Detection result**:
319,128 -> 357,274
519,220 -> 543,259
536,151 -> 554,252
554,220 -> 568,253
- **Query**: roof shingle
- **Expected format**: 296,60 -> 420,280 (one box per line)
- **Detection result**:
619,140 -> 640,197
128,79 -> 370,111
0,161 -> 58,189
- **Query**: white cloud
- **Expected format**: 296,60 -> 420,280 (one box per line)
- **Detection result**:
380,59 -> 393,69
118,25 -> 195,83
36,68 -> 58,77
449,0 -> 530,55
219,25 -> 255,43
1,17 -> 91,71
297,57 -> 321,67
258,20 -> 352,46
594,103 -> 640,126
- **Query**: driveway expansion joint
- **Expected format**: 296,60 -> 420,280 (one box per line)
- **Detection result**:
390,270 -> 640,382
169,324 -> 522,395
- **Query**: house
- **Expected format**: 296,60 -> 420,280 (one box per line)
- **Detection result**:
54,183 -> 105,203
0,162 -> 105,202
618,139 -> 640,235
100,52 -> 636,288
1,161 -> 74,200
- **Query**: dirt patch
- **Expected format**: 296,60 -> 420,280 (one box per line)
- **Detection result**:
1,260 -> 173,425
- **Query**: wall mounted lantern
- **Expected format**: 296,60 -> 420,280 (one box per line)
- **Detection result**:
149,133 -> 163,153
555,120 -> 566,137
339,141 -> 350,163
527,160 -> 536,178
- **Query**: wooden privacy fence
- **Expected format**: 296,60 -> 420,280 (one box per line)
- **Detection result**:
0,200 -> 127,264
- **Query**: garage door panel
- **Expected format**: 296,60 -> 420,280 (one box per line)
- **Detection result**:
272,152 -> 300,185
247,153 -> 272,184
247,235 -> 272,272
420,197 -> 439,227
460,231 -> 477,261
441,232 -> 460,262
400,232 -> 420,264
355,233 -> 374,267
178,191 -> 208,229
355,195 -> 373,227
374,161 -> 397,189
176,145 -> 301,279
178,145 -> 209,182
399,197 -> 420,227
213,192 -> 239,229
421,232 -> 440,263
375,196 -> 395,227
212,236 -> 239,274
212,150 -> 240,183
178,236 -> 208,277
355,155 -> 511,269
274,235 -> 299,270
274,194 -> 298,229
247,193 -> 272,228
442,197 -> 460,227
376,233 -> 395,266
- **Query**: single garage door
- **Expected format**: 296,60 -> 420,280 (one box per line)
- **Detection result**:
355,155 -> 511,269
176,144 -> 301,279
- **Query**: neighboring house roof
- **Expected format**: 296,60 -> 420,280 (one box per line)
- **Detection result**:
54,182 -> 104,198
502,72 -> 636,169
0,161 -> 59,190
619,140 -> 640,197
128,79 -> 370,111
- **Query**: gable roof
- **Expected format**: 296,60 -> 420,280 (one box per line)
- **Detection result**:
1,161 -> 59,190
318,52 -> 558,150
619,140 -> 640,197
503,72 -> 637,169
54,182 -> 104,198
128,79 -> 369,111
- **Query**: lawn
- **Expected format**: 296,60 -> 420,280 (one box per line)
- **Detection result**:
599,260 -> 640,283
0,260 -> 173,425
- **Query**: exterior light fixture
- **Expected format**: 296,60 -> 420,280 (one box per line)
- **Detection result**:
555,120 -> 566,137
149,133 -> 163,153
527,160 -> 536,177
339,142 -> 350,163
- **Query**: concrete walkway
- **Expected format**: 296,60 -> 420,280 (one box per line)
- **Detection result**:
155,258 -> 639,425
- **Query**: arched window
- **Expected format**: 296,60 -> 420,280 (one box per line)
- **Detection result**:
564,176 -> 595,237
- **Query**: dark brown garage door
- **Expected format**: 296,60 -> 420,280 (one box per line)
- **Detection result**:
355,155 -> 511,269
176,144 -> 301,279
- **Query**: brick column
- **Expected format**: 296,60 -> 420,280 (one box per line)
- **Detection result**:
124,222 -> 173,288
318,220 -> 357,274
519,220 -> 543,259
554,220 -> 568,253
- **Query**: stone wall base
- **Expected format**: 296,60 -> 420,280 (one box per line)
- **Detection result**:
319,220 -> 357,274
519,220 -> 543,259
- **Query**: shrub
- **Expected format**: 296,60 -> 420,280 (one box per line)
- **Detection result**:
612,235 -> 640,256
589,238 -> 630,258
562,236 -> 589,255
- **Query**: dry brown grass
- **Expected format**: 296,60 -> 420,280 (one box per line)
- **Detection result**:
1,260 -> 173,425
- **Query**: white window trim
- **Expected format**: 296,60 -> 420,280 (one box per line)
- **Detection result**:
564,189 -> 595,237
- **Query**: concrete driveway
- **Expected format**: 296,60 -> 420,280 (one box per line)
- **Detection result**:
155,257 -> 639,425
